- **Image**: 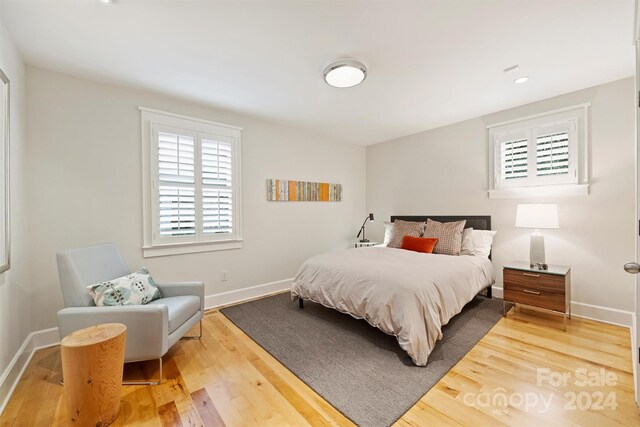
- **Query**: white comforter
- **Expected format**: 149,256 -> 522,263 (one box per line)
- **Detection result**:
290,246 -> 495,366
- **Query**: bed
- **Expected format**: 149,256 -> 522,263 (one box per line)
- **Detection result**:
290,215 -> 495,366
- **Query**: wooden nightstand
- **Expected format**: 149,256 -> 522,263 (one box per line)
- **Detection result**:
353,241 -> 379,248
503,261 -> 571,330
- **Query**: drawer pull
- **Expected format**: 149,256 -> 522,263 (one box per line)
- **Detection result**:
523,273 -> 540,277
523,289 -> 541,295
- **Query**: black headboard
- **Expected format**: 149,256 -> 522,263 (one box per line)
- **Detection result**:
390,215 -> 491,231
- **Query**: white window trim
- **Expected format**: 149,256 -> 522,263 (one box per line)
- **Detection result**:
487,103 -> 590,199
140,107 -> 243,258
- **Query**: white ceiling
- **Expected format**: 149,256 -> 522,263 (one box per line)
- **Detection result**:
1,0 -> 635,145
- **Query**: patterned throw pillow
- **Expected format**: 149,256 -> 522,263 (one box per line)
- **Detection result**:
387,220 -> 425,248
87,267 -> 162,306
424,219 -> 466,255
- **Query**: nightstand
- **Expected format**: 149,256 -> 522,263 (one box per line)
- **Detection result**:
503,261 -> 571,331
353,241 -> 379,248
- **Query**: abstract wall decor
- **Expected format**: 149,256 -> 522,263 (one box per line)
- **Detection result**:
266,179 -> 342,202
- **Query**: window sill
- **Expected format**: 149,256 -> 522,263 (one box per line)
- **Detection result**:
143,239 -> 243,258
488,184 -> 589,199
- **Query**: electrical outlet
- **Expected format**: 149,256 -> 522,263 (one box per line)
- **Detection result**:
221,271 -> 229,281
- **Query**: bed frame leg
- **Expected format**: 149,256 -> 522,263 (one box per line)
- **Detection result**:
486,286 -> 492,299
299,298 -> 304,309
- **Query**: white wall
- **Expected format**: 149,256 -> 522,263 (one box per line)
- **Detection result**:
0,7 -> 32,405
26,67 -> 366,331
367,77 -> 636,315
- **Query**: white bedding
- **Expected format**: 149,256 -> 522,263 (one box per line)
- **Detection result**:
290,246 -> 495,366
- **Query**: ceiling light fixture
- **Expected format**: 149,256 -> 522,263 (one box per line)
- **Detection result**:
323,59 -> 367,88
514,76 -> 529,84
100,0 -> 114,4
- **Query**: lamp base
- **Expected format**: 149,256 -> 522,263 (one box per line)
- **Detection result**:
529,232 -> 546,268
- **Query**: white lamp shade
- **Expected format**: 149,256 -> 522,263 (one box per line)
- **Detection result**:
515,204 -> 559,229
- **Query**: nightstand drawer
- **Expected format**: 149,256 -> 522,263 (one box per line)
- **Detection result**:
503,284 -> 566,312
503,269 -> 565,295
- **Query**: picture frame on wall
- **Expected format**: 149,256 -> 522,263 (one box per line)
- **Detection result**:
0,68 -> 10,273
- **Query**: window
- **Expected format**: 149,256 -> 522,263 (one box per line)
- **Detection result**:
488,104 -> 589,198
141,107 -> 242,257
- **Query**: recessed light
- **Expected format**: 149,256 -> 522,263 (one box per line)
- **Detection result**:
100,0 -> 114,4
514,76 -> 529,84
323,59 -> 367,88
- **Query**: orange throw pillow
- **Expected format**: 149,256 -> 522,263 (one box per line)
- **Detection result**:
400,236 -> 438,254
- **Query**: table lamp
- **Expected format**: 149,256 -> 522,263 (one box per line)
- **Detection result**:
357,213 -> 374,242
515,204 -> 559,269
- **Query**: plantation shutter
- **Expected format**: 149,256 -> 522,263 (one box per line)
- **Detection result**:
201,137 -> 234,235
152,125 -> 237,243
501,138 -> 528,180
488,106 -> 584,195
494,129 -> 529,188
157,129 -> 196,237
533,121 -> 575,182
143,107 -> 242,255
493,118 -> 577,189
536,132 -> 569,176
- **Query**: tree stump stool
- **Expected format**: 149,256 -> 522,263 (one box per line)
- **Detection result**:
61,323 -> 127,426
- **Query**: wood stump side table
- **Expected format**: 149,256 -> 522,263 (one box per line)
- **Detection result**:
61,323 -> 127,426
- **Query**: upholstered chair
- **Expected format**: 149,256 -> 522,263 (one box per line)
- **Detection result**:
56,243 -> 204,384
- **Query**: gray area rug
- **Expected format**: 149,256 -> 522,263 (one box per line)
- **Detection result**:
221,293 -> 506,427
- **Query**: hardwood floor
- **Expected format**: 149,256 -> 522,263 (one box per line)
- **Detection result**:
1,303 -> 639,426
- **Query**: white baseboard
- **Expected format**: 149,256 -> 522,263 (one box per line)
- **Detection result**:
204,278 -> 293,310
491,285 -> 504,299
0,328 -> 60,416
570,302 -> 633,328
30,327 -> 61,349
491,285 -> 633,328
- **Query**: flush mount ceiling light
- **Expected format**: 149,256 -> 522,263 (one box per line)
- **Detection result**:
514,76 -> 529,84
323,59 -> 367,88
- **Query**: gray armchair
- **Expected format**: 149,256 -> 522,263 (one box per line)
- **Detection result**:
56,243 -> 204,384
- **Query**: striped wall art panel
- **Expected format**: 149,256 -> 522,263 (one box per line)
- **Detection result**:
266,179 -> 342,202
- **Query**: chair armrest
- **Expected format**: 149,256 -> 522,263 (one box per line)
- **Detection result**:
156,281 -> 205,314
57,305 -> 169,362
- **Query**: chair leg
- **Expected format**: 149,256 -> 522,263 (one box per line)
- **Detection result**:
181,320 -> 203,340
122,357 -> 163,386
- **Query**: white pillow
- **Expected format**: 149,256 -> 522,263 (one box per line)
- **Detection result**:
460,228 -> 475,256
383,221 -> 394,246
471,230 -> 497,258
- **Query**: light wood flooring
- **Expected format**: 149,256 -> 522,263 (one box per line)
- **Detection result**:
1,302 -> 639,426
